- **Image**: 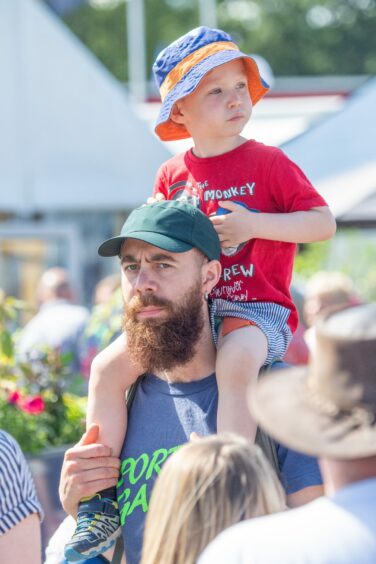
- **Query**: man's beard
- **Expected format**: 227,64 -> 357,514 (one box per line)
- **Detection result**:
123,281 -> 205,373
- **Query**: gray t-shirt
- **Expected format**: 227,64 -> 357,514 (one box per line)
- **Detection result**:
117,373 -> 322,564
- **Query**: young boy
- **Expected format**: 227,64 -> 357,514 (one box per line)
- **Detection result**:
65,26 -> 335,561
151,25 -> 335,436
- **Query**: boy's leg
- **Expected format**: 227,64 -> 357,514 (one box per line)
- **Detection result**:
216,323 -> 267,441
65,334 -> 142,562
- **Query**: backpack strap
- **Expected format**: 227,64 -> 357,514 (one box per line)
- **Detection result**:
110,535 -> 124,564
110,377 -> 143,564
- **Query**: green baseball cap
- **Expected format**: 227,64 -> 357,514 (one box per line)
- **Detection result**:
98,200 -> 221,260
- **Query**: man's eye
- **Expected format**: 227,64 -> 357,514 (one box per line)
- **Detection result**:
123,264 -> 138,272
158,263 -> 171,269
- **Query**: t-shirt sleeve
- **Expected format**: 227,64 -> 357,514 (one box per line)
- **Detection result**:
152,164 -> 169,198
268,148 -> 328,212
277,441 -> 323,494
0,431 -> 43,535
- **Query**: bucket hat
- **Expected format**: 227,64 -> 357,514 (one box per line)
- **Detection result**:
153,26 -> 269,141
98,200 -> 220,261
248,303 -> 376,459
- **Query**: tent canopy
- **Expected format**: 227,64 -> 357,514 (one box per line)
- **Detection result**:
0,0 -> 171,213
282,78 -> 376,224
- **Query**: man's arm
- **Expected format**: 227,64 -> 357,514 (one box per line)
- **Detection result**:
0,513 -> 41,564
59,424 -> 120,519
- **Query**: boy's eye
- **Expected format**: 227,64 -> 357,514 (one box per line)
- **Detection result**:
209,88 -> 221,95
236,82 -> 247,89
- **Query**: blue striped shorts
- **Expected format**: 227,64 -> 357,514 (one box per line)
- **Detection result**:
209,299 -> 293,366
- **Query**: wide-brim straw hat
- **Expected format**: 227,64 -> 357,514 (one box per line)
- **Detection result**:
248,303 -> 376,459
153,26 -> 269,142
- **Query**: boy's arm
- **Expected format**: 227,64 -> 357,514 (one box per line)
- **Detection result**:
211,201 -> 336,247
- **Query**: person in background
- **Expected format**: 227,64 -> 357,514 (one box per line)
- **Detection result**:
303,270 -> 361,353
141,433 -> 286,564
0,430 -> 43,564
284,284 -> 309,365
303,270 -> 361,328
80,274 -> 122,379
16,267 -> 89,375
92,274 -> 121,307
199,303 -> 376,564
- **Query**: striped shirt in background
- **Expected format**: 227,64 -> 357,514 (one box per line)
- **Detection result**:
0,430 -> 43,535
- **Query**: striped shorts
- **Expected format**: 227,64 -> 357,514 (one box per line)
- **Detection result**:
209,299 -> 293,366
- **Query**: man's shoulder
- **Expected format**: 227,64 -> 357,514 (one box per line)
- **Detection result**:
200,493 -> 376,564
198,499 -> 327,563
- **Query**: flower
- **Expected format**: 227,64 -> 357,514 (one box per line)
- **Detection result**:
8,390 -> 21,405
19,394 -> 45,415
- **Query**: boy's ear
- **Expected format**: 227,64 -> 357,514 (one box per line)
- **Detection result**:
170,102 -> 185,125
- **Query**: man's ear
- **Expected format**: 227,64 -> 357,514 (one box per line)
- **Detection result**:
170,102 -> 185,125
202,260 -> 221,294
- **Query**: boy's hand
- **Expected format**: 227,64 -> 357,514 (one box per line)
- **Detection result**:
210,201 -> 258,249
146,193 -> 166,204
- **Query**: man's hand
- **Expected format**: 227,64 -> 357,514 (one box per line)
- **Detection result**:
59,424 -> 121,518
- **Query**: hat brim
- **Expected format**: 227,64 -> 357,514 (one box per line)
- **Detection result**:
155,50 -> 269,142
249,366 -> 376,459
98,232 -> 193,257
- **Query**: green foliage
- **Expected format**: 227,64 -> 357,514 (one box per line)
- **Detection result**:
294,229 -> 376,302
60,0 -> 376,80
0,390 -> 86,454
64,2 -> 128,81
294,240 -> 331,279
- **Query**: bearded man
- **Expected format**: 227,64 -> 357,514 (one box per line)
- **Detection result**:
59,201 -> 323,564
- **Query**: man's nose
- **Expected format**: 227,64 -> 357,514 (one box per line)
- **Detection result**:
133,268 -> 157,293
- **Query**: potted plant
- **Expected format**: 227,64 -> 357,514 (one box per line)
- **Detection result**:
0,290 -> 87,546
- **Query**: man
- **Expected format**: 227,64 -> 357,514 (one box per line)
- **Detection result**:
59,201 -> 323,564
199,303 -> 376,564
17,267 -> 89,374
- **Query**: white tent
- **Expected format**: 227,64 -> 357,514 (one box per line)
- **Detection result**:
0,0 -> 171,213
282,77 -> 376,223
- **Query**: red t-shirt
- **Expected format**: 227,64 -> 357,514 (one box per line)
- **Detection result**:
153,140 -> 327,332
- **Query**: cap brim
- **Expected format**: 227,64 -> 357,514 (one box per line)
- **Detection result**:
155,50 -> 269,142
98,232 -> 193,257
249,366 -> 376,459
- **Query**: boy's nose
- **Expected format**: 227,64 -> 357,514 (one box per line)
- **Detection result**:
228,92 -> 242,107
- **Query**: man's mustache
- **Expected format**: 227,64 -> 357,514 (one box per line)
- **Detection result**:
126,294 -> 173,315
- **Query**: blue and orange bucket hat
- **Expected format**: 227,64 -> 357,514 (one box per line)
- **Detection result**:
153,26 -> 269,142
